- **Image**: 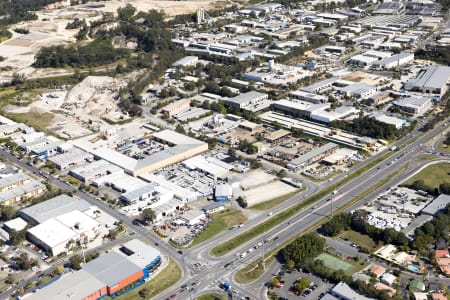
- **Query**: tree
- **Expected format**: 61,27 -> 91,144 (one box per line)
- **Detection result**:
69,254 -> 82,270
139,288 -> 150,299
0,205 -> 15,221
141,208 -> 156,224
295,277 -> 310,292
117,4 -> 136,22
54,265 -> 64,275
9,229 -> 26,246
271,277 -> 280,287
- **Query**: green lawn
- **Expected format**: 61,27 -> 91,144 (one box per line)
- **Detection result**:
195,293 -> 228,300
339,230 -> 377,252
438,142 -> 450,153
315,253 -> 353,272
113,259 -> 181,300
3,111 -> 54,132
249,190 -> 300,211
235,255 -> 276,284
189,208 -> 247,247
403,163 -> 450,190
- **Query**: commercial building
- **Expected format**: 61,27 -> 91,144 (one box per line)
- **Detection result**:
172,56 -> 198,67
289,90 -> 328,104
119,183 -> 174,205
372,52 -> 414,70
0,173 -> 45,206
337,83 -> 377,99
182,155 -> 232,179
422,194 -> 450,216
48,148 -> 93,170
161,98 -> 191,118
19,194 -> 92,225
70,159 -> 124,184
27,210 -> 100,256
215,183 -> 232,201
347,54 -> 379,68
272,99 -> 325,119
392,96 -> 432,115
26,239 -> 161,300
373,113 -> 406,129
368,91 -> 391,105
310,106 -> 357,123
301,77 -> 338,93
224,91 -> 270,112
291,143 -> 338,168
202,202 -> 225,214
405,66 -> 450,96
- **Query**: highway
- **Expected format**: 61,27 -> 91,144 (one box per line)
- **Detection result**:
157,118 -> 449,299
1,117 -> 448,300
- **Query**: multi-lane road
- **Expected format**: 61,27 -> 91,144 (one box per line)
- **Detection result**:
1,117 -> 448,300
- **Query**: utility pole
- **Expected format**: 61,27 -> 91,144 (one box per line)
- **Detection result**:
262,224 -> 266,271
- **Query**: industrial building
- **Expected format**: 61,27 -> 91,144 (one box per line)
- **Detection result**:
291,143 -> 338,169
161,98 -> 191,118
337,83 -> 377,99
272,99 -> 327,119
48,148 -> 93,170
119,182 -> 174,205
172,56 -> 198,67
372,52 -> 414,70
392,96 -> 432,115
27,209 -> 99,256
405,66 -> 450,96
26,239 -> 161,300
72,130 -> 208,177
215,183 -> 232,201
182,155 -> 233,180
19,194 -> 92,225
224,91 -> 270,112
373,113 -> 406,129
422,194 -> 450,216
347,54 -> 379,68
0,173 -> 45,206
70,159 -> 124,184
310,106 -> 357,123
301,77 -> 339,93
289,90 -> 328,104
329,282 -> 375,300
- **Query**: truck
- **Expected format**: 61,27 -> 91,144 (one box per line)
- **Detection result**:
222,282 -> 231,291
390,146 -> 397,151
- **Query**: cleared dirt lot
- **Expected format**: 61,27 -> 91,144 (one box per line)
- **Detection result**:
96,0 -> 228,17
243,181 -> 298,207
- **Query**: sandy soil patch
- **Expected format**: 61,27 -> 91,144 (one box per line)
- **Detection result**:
240,170 -> 277,190
342,71 -> 390,86
243,181 -> 297,207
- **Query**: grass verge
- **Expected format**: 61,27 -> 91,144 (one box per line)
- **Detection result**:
195,293 -> 228,300
234,165 -> 405,283
113,258 -> 181,300
249,190 -> 301,211
339,230 -> 376,252
211,151 -> 396,257
189,208 -> 247,247
403,162 -> 450,190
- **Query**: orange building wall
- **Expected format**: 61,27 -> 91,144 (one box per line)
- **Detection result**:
83,286 -> 108,300
108,270 -> 144,294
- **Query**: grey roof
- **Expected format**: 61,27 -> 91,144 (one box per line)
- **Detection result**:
172,56 -> 198,67
226,91 -> 267,105
301,77 -> 339,93
338,83 -> 375,94
119,239 -> 161,269
0,173 -> 31,190
375,52 -> 413,66
406,65 -> 450,90
321,294 -> 340,300
20,194 -> 91,224
292,142 -> 338,165
120,182 -> 159,202
393,96 -> 430,107
83,252 -> 141,287
331,282 -> 376,300
202,202 -> 225,212
422,194 -> 450,216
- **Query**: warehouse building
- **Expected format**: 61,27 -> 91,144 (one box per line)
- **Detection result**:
182,155 -> 232,180
310,106 -> 357,123
119,182 -> 174,205
405,65 -> 450,96
161,98 -> 191,118
27,210 -> 99,256
172,56 -> 198,67
19,194 -> 92,225
70,159 -> 124,184
373,113 -> 406,129
272,99 -> 327,119
0,173 -> 46,205
289,90 -> 328,104
372,52 -> 414,70
347,54 -> 379,68
26,239 -> 161,300
337,83 -> 377,99
291,143 -> 338,168
215,183 -> 232,201
224,91 -> 270,112
48,148 -> 93,170
392,96 -> 432,115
